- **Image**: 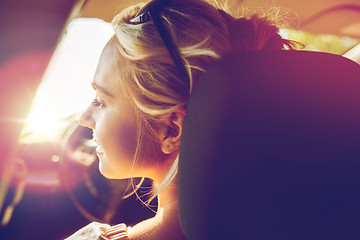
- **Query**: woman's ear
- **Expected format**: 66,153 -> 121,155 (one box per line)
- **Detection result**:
159,107 -> 186,154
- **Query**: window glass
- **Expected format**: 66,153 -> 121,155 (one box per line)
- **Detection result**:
284,29 -> 360,55
20,18 -> 114,143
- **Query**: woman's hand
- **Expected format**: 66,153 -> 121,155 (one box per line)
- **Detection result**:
65,222 -> 110,240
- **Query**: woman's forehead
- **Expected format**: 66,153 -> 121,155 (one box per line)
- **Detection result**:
95,40 -> 121,89
95,37 -> 131,98
101,36 -> 120,62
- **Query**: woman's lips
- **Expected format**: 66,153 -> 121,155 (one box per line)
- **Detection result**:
93,137 -> 104,154
96,145 -> 104,154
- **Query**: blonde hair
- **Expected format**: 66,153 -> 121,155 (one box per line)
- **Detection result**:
110,0 -> 295,204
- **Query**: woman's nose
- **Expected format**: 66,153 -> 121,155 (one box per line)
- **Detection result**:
79,107 -> 95,129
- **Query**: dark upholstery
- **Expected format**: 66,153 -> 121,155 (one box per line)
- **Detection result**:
178,51 -> 360,240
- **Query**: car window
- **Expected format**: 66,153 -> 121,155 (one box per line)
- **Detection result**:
20,18 -> 114,144
285,29 -> 360,56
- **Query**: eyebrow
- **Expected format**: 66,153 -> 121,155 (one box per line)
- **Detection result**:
91,82 -> 114,98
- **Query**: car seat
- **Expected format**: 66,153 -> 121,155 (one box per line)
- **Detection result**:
178,51 -> 360,240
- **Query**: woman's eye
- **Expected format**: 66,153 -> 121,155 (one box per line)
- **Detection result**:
92,97 -> 106,109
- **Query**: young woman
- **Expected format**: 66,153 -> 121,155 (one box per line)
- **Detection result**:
66,0 -> 295,239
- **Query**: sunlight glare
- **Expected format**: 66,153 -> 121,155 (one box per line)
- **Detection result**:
20,18 -> 114,143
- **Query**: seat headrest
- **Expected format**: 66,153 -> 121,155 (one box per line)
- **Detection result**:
178,51 -> 360,240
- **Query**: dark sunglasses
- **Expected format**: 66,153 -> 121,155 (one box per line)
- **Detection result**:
129,0 -> 190,86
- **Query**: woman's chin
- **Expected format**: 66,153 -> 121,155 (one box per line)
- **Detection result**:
98,161 -> 130,179
98,160 -> 113,178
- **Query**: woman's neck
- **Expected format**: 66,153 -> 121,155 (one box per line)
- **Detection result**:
157,177 -> 178,209
127,178 -> 186,240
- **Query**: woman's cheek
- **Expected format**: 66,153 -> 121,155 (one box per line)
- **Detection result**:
112,121 -> 139,158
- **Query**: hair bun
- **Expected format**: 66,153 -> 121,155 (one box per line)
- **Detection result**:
218,9 -> 251,52
218,9 -> 288,52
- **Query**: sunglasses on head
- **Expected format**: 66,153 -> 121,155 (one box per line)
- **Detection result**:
129,0 -> 190,86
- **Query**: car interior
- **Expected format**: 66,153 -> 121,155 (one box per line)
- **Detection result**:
1,0 -> 360,239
